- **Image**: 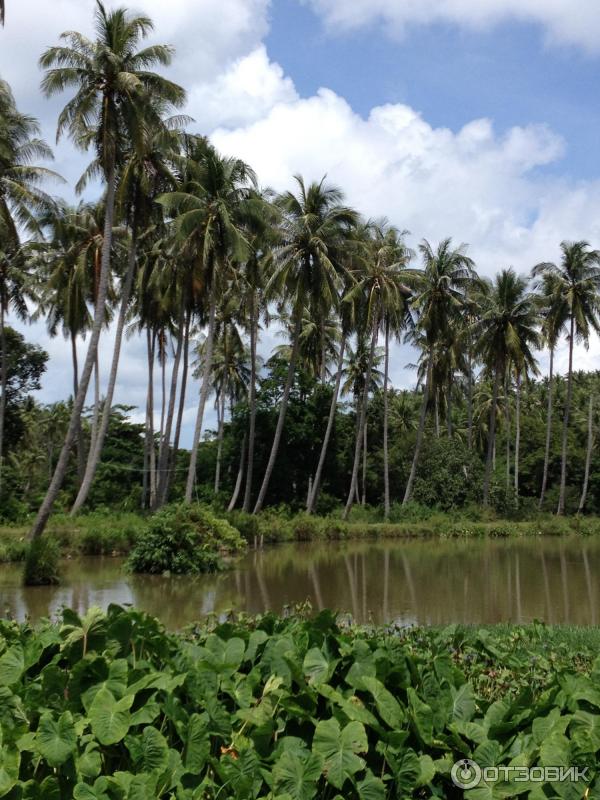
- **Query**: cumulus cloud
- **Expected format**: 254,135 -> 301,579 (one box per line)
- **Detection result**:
304,0 -> 600,52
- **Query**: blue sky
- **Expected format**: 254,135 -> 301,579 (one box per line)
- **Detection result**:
2,0 -> 600,443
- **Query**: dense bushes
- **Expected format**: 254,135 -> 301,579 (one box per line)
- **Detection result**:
127,503 -> 246,574
23,537 -> 60,585
0,607 -> 598,798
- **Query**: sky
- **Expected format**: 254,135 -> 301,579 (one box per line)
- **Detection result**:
2,0 -> 600,445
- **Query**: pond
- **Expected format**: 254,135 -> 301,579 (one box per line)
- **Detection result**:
1,535 -> 599,627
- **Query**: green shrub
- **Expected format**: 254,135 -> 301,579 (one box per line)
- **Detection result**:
127,503 -> 246,575
23,537 -> 60,586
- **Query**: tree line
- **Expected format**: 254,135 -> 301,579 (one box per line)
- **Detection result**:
1,2 -> 600,537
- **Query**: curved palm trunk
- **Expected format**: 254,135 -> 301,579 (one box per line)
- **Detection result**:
403,355 -> 433,506
514,371 -> 521,506
71,228 -> 137,515
89,353 -> 100,458
228,433 -> 247,511
253,314 -> 302,514
578,394 -> 594,514
557,314 -> 575,515
185,282 -> 218,503
483,362 -> 502,506
165,308 -> 191,502
343,321 -> 378,520
155,301 -> 185,508
539,347 -> 554,509
0,304 -> 6,496
30,161 -> 117,539
307,336 -> 346,514
242,291 -> 258,512
214,391 -> 226,494
71,333 -> 85,486
383,322 -> 391,518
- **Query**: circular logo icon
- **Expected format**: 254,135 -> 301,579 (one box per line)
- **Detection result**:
451,759 -> 482,790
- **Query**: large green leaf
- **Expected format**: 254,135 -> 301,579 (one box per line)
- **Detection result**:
272,749 -> 323,800
89,688 -> 133,745
37,711 -> 77,766
407,688 -> 434,745
184,713 -> 210,773
312,718 -> 367,789
303,647 -> 335,686
125,726 -> 169,773
0,646 -> 24,687
361,676 -> 404,729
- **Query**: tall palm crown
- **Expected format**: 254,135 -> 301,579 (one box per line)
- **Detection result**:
534,272 -> 569,352
532,241 -> 600,346
269,175 -> 358,321
39,1 -> 185,178
475,269 -> 540,377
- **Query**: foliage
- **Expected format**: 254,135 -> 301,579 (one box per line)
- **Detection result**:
22,536 -> 60,585
127,503 -> 245,575
0,607 -> 599,798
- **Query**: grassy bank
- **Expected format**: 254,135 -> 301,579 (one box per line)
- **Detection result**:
2,505 -> 600,565
0,607 -> 598,798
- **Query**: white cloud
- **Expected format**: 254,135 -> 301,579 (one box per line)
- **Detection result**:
304,0 -> 600,52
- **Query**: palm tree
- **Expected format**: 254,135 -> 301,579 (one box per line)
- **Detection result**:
0,79 -> 57,495
533,242 -> 600,514
532,272 -> 568,509
72,116 -> 183,515
252,175 -> 358,514
31,1 -> 184,538
475,269 -> 540,505
159,138 -> 256,503
402,239 -> 475,505
578,393 -> 595,514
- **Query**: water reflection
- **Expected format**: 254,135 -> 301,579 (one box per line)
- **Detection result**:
1,536 -> 600,627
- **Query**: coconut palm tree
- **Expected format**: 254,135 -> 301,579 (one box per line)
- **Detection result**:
402,238 -> 475,505
533,242 -> 600,514
475,269 -> 540,505
252,175 -> 358,514
159,138 -> 256,503
31,1 -> 185,539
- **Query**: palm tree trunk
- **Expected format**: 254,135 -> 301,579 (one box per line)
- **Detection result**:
483,363 -> 502,506
165,307 -> 191,501
89,353 -> 100,457
214,391 -> 226,494
159,340 -> 166,457
578,394 -> 594,514
185,282 -> 218,503
504,372 -> 511,494
71,225 -> 138,515
228,433 -> 247,512
539,346 -> 554,509
383,322 -> 391,519
434,391 -> 440,438
0,304 -> 6,496
361,420 -> 367,506
142,329 -> 154,509
446,378 -> 453,437
403,354 -> 433,506
243,291 -> 258,512
307,336 -> 346,514
253,314 -> 302,514
343,320 -> 378,520
467,345 -> 473,449
155,300 -> 185,507
30,161 -> 117,539
557,314 -> 575,515
514,371 -> 521,505
71,333 -> 85,487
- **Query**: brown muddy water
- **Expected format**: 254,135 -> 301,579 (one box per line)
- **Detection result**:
1,536 -> 599,627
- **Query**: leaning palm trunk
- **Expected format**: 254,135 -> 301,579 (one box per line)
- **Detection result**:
403,355 -> 433,506
539,347 -> 554,509
155,301 -> 185,508
578,394 -> 594,513
343,321 -> 378,520
185,282 -> 218,503
228,433 -> 247,512
383,322 -> 391,518
30,163 -> 117,539
71,333 -> 85,486
242,292 -> 258,512
142,328 -> 155,509
253,314 -> 302,514
557,315 -> 575,515
165,308 -> 191,502
71,229 -> 137,515
483,363 -> 502,505
214,392 -> 226,494
0,305 -> 6,496
307,336 -> 346,514
514,371 -> 521,506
